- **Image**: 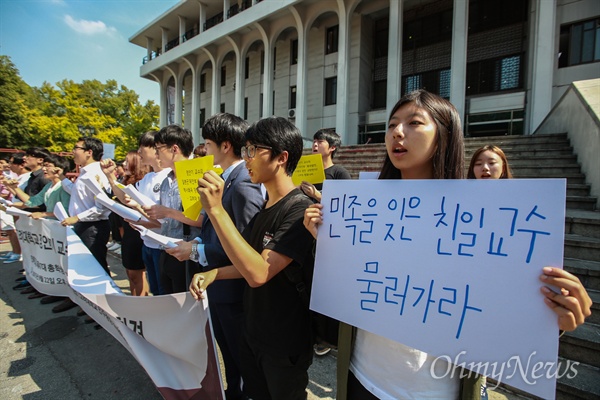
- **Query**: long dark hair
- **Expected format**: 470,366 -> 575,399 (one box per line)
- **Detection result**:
467,145 -> 513,179
379,90 -> 464,180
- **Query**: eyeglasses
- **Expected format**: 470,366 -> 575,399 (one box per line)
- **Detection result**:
154,144 -> 168,153
72,146 -> 86,151
241,144 -> 273,159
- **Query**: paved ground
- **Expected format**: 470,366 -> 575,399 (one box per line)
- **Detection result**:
0,239 -> 526,400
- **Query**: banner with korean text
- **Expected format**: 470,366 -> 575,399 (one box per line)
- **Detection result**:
311,179 -> 567,399
15,217 -> 224,400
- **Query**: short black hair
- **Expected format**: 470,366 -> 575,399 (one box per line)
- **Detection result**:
78,137 -> 104,161
139,131 -> 158,148
10,153 -> 25,165
245,116 -> 303,176
313,128 -> 342,158
154,125 -> 194,158
25,147 -> 50,159
44,154 -> 70,172
202,113 -> 248,158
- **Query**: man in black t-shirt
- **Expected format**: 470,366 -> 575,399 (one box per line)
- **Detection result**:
300,128 -> 351,203
191,117 -> 315,400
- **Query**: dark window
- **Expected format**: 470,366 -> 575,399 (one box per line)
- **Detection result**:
200,73 -> 206,93
374,17 -> 389,58
261,51 -> 264,74
220,103 -> 225,113
291,39 -> 298,65
468,0 -> 527,35
244,97 -> 248,120
273,47 -> 277,71
466,54 -> 523,96
245,57 -> 250,79
290,86 -> 297,109
326,25 -> 339,54
272,90 -> 275,114
372,81 -> 387,109
404,9 -> 452,49
325,77 -> 337,105
221,66 -> 226,86
559,18 -> 600,67
402,68 -> 451,99
200,108 -> 206,127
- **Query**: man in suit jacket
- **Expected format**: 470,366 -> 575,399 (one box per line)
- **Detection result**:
167,113 -> 264,400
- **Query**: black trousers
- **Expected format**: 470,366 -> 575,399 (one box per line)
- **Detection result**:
159,251 -> 187,294
239,334 -> 312,400
73,220 -> 110,274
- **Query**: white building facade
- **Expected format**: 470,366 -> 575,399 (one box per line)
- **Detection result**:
129,0 -> 600,145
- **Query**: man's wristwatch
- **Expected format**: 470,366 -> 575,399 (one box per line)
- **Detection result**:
189,243 -> 199,262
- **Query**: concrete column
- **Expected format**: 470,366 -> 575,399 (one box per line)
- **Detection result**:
160,82 -> 167,127
224,0 -> 230,20
296,27 -> 308,136
234,51 -> 245,117
335,8 -> 349,143
262,43 -> 273,117
191,68 -> 201,144
146,37 -> 153,62
450,0 -> 469,124
179,16 -> 186,40
199,3 -> 206,31
161,27 -> 169,53
212,61 -> 222,115
529,0 -> 556,133
386,0 -> 403,119
175,74 -> 183,125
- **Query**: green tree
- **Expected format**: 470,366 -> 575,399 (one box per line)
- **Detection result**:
0,56 -> 36,147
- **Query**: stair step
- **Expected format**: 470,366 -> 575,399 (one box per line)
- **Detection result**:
565,210 -> 600,239
563,258 -> 600,293
566,184 -> 592,197
556,358 -> 600,400
566,197 -> 598,211
559,322 -> 600,368
564,235 -> 600,262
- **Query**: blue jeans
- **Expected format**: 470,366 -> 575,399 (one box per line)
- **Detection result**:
142,245 -> 163,295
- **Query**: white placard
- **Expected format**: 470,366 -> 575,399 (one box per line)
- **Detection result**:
16,217 -> 224,398
95,192 -> 148,222
122,184 -> 157,207
53,202 -> 69,222
311,179 -> 566,399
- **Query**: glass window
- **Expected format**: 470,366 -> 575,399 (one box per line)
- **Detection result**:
290,86 -> 297,109
221,66 -> 226,87
326,25 -> 339,54
245,57 -> 250,79
200,73 -> 206,93
291,39 -> 298,65
560,18 -> 600,67
325,77 -> 337,105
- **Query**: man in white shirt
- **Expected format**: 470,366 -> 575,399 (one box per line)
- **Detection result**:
55,137 -> 111,313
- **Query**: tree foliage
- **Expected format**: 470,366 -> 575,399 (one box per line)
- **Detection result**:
0,56 -> 159,159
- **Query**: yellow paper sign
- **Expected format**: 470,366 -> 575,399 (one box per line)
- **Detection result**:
174,155 -> 223,220
292,154 -> 325,186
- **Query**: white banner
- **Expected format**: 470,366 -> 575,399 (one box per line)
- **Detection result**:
311,179 -> 567,399
16,218 -> 224,400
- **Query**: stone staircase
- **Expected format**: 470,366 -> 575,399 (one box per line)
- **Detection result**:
330,133 -> 600,400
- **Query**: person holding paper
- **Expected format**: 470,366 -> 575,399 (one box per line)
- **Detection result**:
300,129 -> 351,203
167,113 -> 264,400
467,145 -> 513,180
190,117 -> 316,400
141,125 -> 203,294
303,90 -> 593,400
7,154 -> 71,221
102,151 -> 150,296
300,128 -> 351,357
55,137 -> 112,314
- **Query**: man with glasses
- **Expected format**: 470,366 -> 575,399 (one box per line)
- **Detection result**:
167,113 -> 264,400
141,124 -> 203,294
53,137 -> 111,314
191,117 -> 316,400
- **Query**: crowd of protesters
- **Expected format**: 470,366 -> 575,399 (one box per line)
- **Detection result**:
0,92 -> 593,400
